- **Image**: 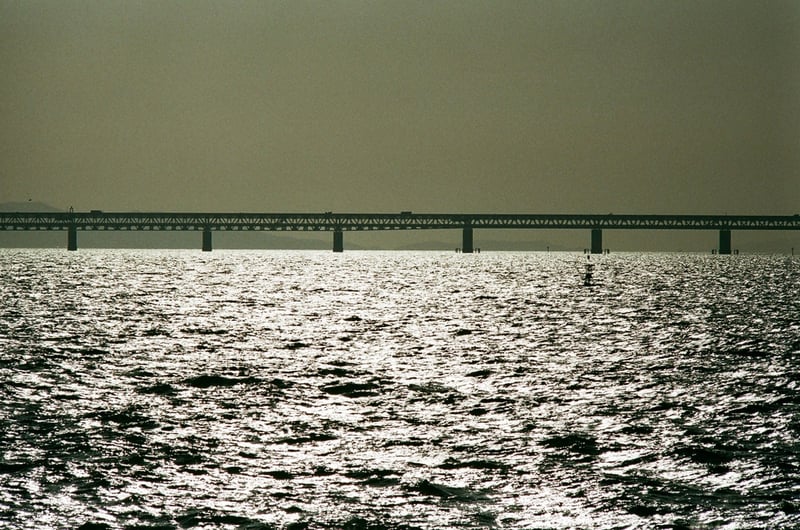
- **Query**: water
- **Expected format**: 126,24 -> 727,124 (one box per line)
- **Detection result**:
1,249 -> 799,529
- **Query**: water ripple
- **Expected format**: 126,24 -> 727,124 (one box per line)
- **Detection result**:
1,249 -> 798,528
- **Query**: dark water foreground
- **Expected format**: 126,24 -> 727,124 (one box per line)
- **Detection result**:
1,250 -> 798,529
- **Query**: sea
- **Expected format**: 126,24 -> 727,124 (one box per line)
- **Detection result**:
1,249 -> 798,530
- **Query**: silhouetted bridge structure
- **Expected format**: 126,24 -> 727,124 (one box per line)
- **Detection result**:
2,211 -> 799,254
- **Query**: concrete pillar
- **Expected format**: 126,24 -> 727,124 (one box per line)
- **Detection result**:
591,229 -> 602,254
202,228 -> 212,252
718,229 -> 731,255
67,225 -> 77,251
333,230 -> 344,253
462,226 -> 474,254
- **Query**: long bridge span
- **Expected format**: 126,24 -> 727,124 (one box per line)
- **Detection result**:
2,211 -> 799,254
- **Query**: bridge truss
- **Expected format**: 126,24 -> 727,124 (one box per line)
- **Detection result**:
2,212 -> 798,254
2,212 -> 800,231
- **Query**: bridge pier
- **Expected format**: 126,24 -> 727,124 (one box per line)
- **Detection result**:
462,226 -> 474,253
591,229 -> 602,254
333,230 -> 344,252
718,229 -> 731,255
202,228 -> 212,251
67,225 -> 77,251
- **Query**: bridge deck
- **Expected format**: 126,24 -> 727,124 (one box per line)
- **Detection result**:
2,212 -> 800,231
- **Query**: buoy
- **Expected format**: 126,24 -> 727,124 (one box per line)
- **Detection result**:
583,256 -> 595,286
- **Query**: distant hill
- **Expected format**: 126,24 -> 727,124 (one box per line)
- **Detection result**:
0,201 -> 63,212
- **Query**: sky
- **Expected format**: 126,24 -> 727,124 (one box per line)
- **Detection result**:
1,0 -> 799,221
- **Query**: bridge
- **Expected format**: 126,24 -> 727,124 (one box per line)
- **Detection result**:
2,211 -> 799,254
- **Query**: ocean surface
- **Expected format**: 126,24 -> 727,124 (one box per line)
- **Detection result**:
1,249 -> 798,530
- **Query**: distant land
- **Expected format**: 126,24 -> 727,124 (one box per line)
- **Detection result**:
1,202 -> 796,253
1,201 -> 63,213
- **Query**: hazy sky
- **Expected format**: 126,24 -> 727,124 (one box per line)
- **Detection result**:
2,0 -> 798,214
